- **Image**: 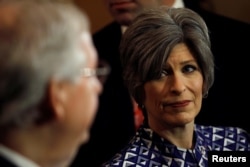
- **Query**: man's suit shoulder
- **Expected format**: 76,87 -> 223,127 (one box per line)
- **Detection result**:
92,21 -> 122,61
93,21 -> 122,41
0,155 -> 18,167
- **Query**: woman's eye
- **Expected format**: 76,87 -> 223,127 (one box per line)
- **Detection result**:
183,65 -> 197,73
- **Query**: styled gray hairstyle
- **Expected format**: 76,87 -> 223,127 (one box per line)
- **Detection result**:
0,0 -> 90,129
120,6 -> 214,108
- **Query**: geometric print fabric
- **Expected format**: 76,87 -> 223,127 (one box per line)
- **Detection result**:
102,124 -> 250,167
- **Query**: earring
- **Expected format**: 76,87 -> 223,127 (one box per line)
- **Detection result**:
203,91 -> 208,98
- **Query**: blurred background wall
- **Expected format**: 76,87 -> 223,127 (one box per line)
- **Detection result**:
200,0 -> 250,24
73,0 -> 250,34
73,0 -> 112,34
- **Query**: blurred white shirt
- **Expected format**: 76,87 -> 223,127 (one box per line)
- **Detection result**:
0,144 -> 39,167
173,0 -> 184,8
121,0 -> 185,33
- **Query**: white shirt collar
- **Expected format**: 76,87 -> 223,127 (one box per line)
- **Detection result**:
121,0 -> 185,33
0,144 -> 40,167
121,26 -> 127,34
172,0 -> 185,8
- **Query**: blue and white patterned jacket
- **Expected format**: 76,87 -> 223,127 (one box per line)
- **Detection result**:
103,124 -> 250,167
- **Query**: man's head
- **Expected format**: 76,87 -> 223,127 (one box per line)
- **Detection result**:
0,0 -> 103,166
103,0 -> 176,26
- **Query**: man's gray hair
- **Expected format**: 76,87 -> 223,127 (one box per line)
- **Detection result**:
0,0 -> 90,129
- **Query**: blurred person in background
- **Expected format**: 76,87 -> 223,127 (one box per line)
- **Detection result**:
71,0 -> 250,166
0,0 -> 106,166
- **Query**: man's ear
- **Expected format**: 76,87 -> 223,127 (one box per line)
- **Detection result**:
48,79 -> 69,122
37,79 -> 69,125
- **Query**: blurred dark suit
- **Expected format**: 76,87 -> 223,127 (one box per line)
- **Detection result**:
0,156 -> 17,167
70,1 -> 250,167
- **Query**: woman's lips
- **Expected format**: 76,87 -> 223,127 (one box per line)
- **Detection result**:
163,100 -> 191,108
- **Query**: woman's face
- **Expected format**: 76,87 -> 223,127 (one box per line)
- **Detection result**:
144,43 -> 203,129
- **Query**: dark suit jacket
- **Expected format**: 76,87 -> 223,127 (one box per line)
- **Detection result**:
0,155 -> 18,167
70,2 -> 250,167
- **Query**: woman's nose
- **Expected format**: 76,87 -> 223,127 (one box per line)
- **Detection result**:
169,73 -> 186,95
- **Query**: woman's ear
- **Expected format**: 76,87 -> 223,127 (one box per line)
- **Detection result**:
136,85 -> 145,107
202,83 -> 208,98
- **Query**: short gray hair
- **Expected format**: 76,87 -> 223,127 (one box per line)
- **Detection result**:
120,6 -> 214,107
0,0 -> 90,129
